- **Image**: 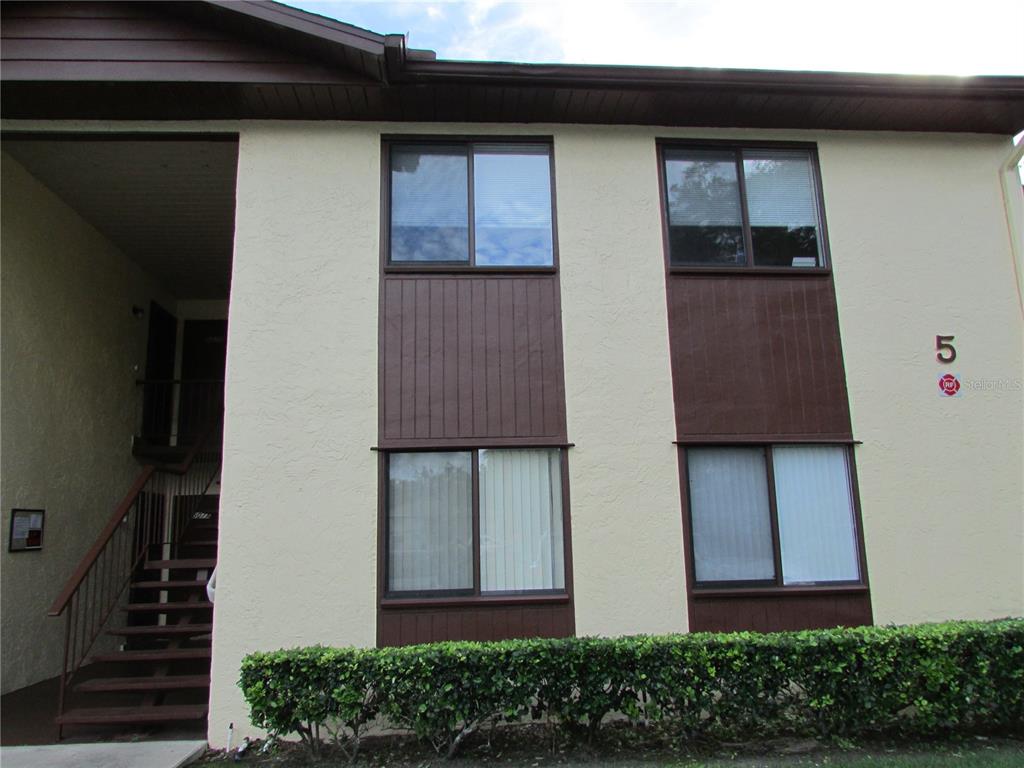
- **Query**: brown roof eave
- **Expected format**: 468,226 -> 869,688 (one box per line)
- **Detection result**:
201,0 -> 387,56
397,58 -> 1024,100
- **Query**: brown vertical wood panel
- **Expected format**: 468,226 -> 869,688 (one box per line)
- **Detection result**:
379,274 -> 567,448
667,274 -> 852,439
413,280 -> 431,439
442,280 -> 459,437
498,282 -> 516,436
470,280 -> 488,438
690,593 -> 871,633
379,602 -> 574,647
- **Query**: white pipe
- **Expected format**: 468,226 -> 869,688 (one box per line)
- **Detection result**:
206,566 -> 217,603
998,136 -> 1024,320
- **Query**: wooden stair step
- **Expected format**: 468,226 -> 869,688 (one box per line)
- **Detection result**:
107,624 -> 212,637
132,579 -> 208,589
179,539 -> 218,547
57,704 -> 207,725
122,602 -> 213,613
74,675 -> 210,693
89,647 -> 211,663
144,558 -> 217,570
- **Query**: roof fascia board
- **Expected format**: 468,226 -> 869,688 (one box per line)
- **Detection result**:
202,0 -> 386,56
398,59 -> 1024,100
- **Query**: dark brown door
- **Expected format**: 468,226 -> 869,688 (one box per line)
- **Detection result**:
179,319 -> 227,441
142,301 -> 177,444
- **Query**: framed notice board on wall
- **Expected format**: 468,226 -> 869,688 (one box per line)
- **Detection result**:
9,509 -> 44,552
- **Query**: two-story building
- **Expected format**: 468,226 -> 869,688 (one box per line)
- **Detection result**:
2,0 -> 1022,747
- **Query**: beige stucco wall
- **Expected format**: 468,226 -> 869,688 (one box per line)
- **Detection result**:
0,153 -> 172,693
207,124 -> 382,744
818,134 -> 1024,625
553,131 -> 688,637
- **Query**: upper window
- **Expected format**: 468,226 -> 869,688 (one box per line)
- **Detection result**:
386,447 -> 566,596
686,444 -> 862,588
388,142 -> 555,267
661,145 -> 826,269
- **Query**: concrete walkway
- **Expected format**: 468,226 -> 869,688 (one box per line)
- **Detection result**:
0,740 -> 206,768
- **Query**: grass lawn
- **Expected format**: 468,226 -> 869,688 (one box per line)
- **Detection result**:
620,741 -> 1024,767
197,736 -> 1024,767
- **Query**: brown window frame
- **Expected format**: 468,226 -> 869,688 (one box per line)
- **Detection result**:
681,442 -> 870,594
380,446 -> 574,604
381,136 -> 559,275
656,139 -> 833,275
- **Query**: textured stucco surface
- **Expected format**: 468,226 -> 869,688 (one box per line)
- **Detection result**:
206,125 -> 382,745
554,131 -> 688,637
0,153 -> 171,693
818,133 -> 1024,625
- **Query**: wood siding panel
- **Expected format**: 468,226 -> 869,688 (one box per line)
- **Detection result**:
377,269 -> 572,646
690,592 -> 872,633
667,275 -> 852,439
379,274 -> 567,448
379,602 -> 574,646
1,2 -> 369,85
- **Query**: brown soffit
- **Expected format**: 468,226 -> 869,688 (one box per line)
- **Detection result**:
1,0 -> 1022,133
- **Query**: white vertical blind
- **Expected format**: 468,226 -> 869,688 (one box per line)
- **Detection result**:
479,448 -> 565,592
773,445 -> 860,584
388,452 -> 473,592
688,448 -> 776,582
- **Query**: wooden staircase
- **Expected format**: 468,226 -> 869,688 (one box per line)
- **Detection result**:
56,496 -> 219,730
48,423 -> 221,738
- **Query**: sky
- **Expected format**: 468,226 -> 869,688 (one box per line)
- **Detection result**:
284,0 -> 1024,76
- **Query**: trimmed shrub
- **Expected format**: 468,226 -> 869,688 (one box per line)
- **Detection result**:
240,646 -> 378,761
239,619 -> 1023,759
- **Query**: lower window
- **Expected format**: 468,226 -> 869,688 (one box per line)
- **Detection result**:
386,447 -> 566,597
685,444 -> 863,588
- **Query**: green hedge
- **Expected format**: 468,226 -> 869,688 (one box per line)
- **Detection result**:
239,620 -> 1023,760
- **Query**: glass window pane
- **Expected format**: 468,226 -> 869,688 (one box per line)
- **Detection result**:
390,148 -> 469,262
473,146 -> 554,266
688,448 -> 776,582
388,452 -> 472,592
664,149 -> 744,266
743,151 -> 822,267
773,445 -> 860,584
479,448 -> 564,592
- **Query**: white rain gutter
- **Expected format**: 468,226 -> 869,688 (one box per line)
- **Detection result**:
1000,136 -> 1024,320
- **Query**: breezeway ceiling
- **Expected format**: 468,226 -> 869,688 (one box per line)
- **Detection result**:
3,137 -> 238,299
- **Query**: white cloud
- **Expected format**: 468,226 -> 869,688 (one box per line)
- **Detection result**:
284,0 -> 1024,75
440,0 -> 1024,75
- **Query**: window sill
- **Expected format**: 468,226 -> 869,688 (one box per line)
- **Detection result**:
381,593 -> 571,609
692,584 -> 868,599
384,265 -> 557,276
668,266 -> 831,277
